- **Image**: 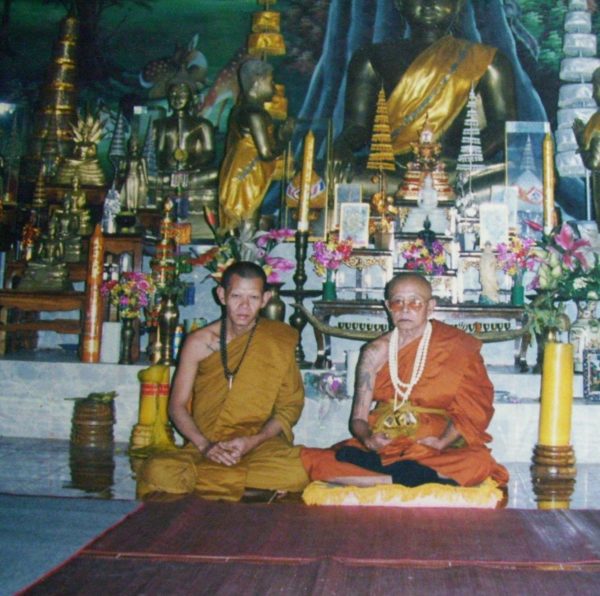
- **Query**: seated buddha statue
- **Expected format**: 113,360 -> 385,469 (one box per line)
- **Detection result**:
67,174 -> 92,236
19,218 -> 71,291
153,79 -> 218,197
332,0 -> 517,198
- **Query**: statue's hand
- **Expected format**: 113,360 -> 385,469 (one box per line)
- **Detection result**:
573,118 -> 585,145
278,117 -> 296,144
332,143 -> 356,184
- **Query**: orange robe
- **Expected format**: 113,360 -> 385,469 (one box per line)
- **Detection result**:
302,321 -> 509,487
138,319 -> 309,501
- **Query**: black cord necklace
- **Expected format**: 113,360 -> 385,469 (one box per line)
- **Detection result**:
219,318 -> 258,390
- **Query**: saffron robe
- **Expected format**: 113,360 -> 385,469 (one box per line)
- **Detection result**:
218,116 -> 282,230
138,319 -> 309,501
388,36 -> 497,155
301,321 -> 509,487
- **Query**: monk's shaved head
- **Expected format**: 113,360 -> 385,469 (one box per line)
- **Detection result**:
385,272 -> 432,300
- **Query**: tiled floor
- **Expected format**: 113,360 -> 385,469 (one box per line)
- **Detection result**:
0,436 -> 599,508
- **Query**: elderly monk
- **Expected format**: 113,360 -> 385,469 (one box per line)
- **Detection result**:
138,261 -> 309,501
333,0 -> 516,183
301,272 -> 509,488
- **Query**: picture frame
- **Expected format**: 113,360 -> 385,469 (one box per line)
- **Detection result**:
333,183 -> 362,229
339,202 -> 370,247
505,121 -> 551,240
583,349 -> 600,402
478,202 -> 509,249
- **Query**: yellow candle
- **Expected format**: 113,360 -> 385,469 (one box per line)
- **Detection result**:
538,342 -> 574,446
137,365 -> 162,425
298,130 -> 314,232
81,225 -> 104,363
542,132 -> 555,235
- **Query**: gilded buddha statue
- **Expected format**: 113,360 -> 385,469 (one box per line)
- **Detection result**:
54,111 -> 106,187
19,217 -> 71,291
218,59 -> 294,231
332,0 -> 517,195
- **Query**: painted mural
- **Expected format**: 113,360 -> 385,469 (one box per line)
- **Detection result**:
0,0 -> 597,217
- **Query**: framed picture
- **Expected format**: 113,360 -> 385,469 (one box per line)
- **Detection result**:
583,349 -> 600,402
339,202 -> 370,247
505,121 -> 551,240
333,183 -> 362,229
479,202 -> 509,249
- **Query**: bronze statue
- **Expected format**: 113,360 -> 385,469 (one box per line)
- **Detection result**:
333,0 -> 517,191
573,66 -> 600,227
119,136 -> 149,212
153,81 -> 218,192
54,194 -> 83,263
218,58 -> 294,231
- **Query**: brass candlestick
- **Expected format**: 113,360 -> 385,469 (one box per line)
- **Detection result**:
288,229 -> 310,366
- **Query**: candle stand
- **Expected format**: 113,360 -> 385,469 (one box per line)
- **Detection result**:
530,444 -> 576,508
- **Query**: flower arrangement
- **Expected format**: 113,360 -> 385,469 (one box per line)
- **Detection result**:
399,238 -> 447,275
191,208 -> 295,284
529,222 -> 599,301
495,235 -> 537,281
101,272 -> 156,319
309,237 -> 354,277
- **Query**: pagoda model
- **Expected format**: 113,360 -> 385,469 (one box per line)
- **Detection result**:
456,85 -> 485,176
24,13 -> 79,181
396,116 -> 454,202
248,0 -> 289,122
367,87 -> 397,222
108,110 -> 127,182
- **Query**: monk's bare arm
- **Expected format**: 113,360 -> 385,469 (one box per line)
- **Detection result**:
350,336 -> 391,451
168,325 -> 219,454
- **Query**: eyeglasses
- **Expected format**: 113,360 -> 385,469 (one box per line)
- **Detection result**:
387,296 -> 428,312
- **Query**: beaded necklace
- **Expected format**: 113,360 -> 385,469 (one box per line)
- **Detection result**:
219,318 -> 258,390
388,321 -> 432,412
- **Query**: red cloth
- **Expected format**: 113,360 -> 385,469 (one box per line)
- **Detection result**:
302,321 -> 509,487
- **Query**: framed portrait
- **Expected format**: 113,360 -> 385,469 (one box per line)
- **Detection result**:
478,202 -> 509,249
333,183 -> 362,229
583,349 -> 600,402
339,203 -> 370,247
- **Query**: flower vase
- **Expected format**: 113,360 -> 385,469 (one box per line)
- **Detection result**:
510,275 -> 525,306
569,300 -> 599,373
119,317 -> 135,365
322,270 -> 337,301
261,282 -> 286,321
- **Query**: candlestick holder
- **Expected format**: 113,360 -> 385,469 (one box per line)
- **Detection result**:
530,444 -> 576,508
285,230 -> 313,367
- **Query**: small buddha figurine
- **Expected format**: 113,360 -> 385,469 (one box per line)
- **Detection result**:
55,195 -> 83,263
479,241 -> 500,304
20,210 -> 41,262
153,80 -> 218,193
19,218 -> 71,291
119,135 -> 149,212
67,174 -> 92,236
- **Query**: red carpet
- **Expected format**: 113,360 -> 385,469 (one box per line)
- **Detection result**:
22,496 -> 600,595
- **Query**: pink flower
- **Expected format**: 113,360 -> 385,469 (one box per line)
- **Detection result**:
552,223 -> 593,271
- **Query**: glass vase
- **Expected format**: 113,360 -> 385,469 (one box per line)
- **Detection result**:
119,317 -> 135,365
510,274 -> 525,306
322,270 -> 337,301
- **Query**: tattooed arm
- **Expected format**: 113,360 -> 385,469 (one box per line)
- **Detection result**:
168,323 -> 223,459
350,335 -> 392,452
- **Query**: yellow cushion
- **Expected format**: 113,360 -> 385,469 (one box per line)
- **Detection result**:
302,478 -> 503,509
